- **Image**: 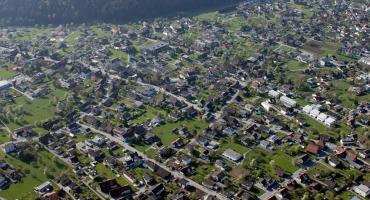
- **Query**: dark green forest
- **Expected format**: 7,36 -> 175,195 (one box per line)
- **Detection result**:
0,0 -> 241,26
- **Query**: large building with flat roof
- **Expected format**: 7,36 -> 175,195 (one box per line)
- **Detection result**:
222,149 -> 243,162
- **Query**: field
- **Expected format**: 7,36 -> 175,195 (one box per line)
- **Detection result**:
190,163 -> 214,183
302,40 -> 341,57
0,129 -> 10,144
285,60 -> 308,71
109,48 -> 129,65
13,28 -> 52,42
152,117 -> 208,145
242,148 -> 299,179
217,139 -> 249,155
331,80 -> 370,108
0,67 -> 16,80
0,148 -> 70,200
4,88 -> 69,131
95,163 -> 133,187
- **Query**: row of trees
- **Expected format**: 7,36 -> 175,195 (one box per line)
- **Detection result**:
0,0 -> 240,26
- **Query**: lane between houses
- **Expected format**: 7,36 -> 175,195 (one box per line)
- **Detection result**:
77,122 -> 229,200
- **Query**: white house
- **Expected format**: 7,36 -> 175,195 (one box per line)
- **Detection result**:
223,149 -> 243,162
317,113 -> 328,122
280,96 -> 297,108
309,109 -> 320,118
353,184 -> 370,197
324,116 -> 336,127
302,105 -> 313,114
268,90 -> 280,98
261,101 -> 273,111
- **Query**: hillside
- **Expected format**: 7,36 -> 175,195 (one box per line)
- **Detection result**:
0,0 -> 241,26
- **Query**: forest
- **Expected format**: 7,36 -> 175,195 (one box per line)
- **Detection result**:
0,0 -> 241,26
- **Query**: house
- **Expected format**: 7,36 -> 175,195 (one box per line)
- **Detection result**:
202,179 -> 217,190
211,171 -> 227,182
324,116 -> 336,127
144,132 -> 159,144
113,128 -> 134,142
261,101 -> 273,111
87,149 -> 105,162
268,90 -> 280,98
14,126 -> 35,138
276,187 -> 288,199
0,174 -> 9,189
359,150 -> 370,159
155,167 -> 172,182
214,159 -> 230,171
328,157 -> 340,168
222,149 -> 243,162
0,80 -> 11,91
295,173 -> 311,185
295,154 -> 311,167
2,143 -> 16,154
142,173 -> 155,185
279,96 -> 297,108
261,177 -> 277,190
99,179 -> 132,199
336,146 -> 346,157
240,178 -> 255,191
353,184 -> 370,198
91,136 -> 106,147
147,183 -> 166,199
143,42 -> 169,55
35,181 -> 52,194
159,147 -> 175,159
222,127 -> 238,136
341,134 -> 356,146
177,178 -> 191,189
306,143 -> 320,155
41,191 -> 59,200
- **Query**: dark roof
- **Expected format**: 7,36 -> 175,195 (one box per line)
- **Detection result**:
99,179 -> 121,194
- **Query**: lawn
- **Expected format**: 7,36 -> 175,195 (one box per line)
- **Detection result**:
218,139 -> 249,155
0,129 -> 10,144
242,149 -> 298,179
190,163 -> 214,183
329,79 -> 369,108
13,27 -> 52,42
152,117 -> 208,145
144,148 -> 158,159
0,67 -> 16,80
4,88 -> 69,130
109,48 -> 129,65
224,16 -> 247,32
271,152 -> 299,173
285,60 -> 307,71
306,163 -> 332,178
0,148 -> 70,200
64,30 -> 81,45
130,167 -> 154,181
130,106 -> 167,125
298,114 -> 327,133
95,163 -> 132,186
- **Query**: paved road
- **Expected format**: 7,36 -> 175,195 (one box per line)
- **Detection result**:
39,141 -> 106,200
77,60 -> 203,112
258,168 -> 305,200
78,122 -> 228,200
258,154 -> 326,200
